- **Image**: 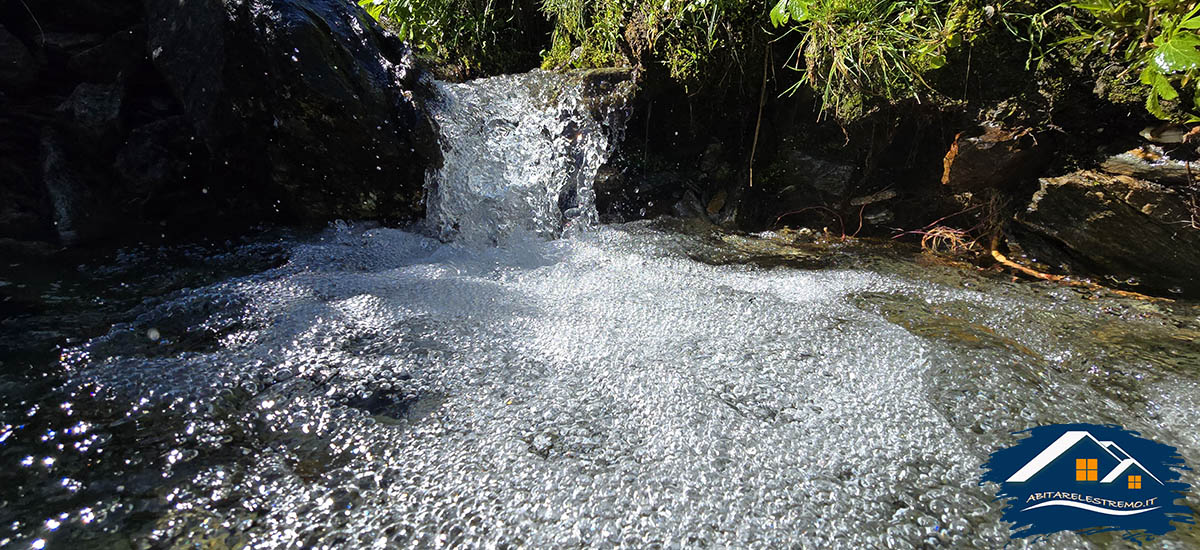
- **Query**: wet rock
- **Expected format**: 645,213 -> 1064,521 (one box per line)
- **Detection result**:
751,151 -> 856,228
57,82 -> 123,145
0,25 -> 35,93
114,116 -> 197,197
1008,170 -> 1200,296
1100,145 -> 1197,185
40,32 -> 107,58
144,0 -> 438,222
31,0 -> 141,34
68,27 -> 147,83
41,132 -> 110,245
941,124 -> 1049,191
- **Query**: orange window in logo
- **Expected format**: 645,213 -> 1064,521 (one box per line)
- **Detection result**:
1129,475 -> 1142,489
1075,458 -> 1098,481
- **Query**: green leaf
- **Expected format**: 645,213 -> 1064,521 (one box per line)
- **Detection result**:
1152,73 -> 1179,101
1147,89 -> 1168,119
1139,65 -> 1156,86
899,9 -> 915,24
769,0 -> 790,27
1179,4 -> 1200,29
358,0 -> 384,20
1153,32 -> 1200,73
788,0 -> 812,23
928,54 -> 947,69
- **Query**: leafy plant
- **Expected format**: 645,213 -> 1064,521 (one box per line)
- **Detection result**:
358,0 -> 545,75
768,0 -> 976,122
1054,0 -> 1200,119
539,0 -> 761,87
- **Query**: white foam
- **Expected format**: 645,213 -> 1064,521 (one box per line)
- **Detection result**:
60,223 -> 1200,548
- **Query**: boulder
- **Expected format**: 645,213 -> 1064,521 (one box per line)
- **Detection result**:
1008,170 -> 1200,296
143,0 -> 438,222
68,26 -> 147,83
114,116 -> 198,197
942,124 -> 1049,191
0,25 -> 35,93
41,132 -> 110,245
57,82 -> 124,146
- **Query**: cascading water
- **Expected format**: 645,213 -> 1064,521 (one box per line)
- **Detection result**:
423,70 -> 632,243
2,71 -> 1199,549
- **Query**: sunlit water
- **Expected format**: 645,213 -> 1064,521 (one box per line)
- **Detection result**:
2,69 -> 1199,548
2,221 -> 1199,549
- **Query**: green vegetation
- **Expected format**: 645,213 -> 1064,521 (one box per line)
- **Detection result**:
356,0 -> 1200,122
357,0 -> 547,76
537,0 -> 763,87
768,0 -> 981,122
1056,0 -> 1200,120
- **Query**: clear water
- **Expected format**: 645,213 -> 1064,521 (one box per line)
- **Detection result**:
424,70 -> 631,245
2,70 -> 1199,549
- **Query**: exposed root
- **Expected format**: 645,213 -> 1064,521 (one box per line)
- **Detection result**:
988,234 -> 1169,302
919,226 -> 980,255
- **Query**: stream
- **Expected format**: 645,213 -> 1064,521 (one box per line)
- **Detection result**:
1,71 -> 1198,549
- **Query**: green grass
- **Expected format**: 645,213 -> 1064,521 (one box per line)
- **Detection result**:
358,0 -> 548,76
768,0 -> 985,122
355,0 -> 1200,122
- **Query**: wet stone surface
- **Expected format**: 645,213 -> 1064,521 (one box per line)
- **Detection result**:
1,221 -> 1198,549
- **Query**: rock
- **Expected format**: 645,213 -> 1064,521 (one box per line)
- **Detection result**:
68,27 -> 147,83
0,25 -> 35,93
39,32 -> 107,57
30,0 -> 141,34
114,116 -> 196,197
41,132 -> 110,245
1100,145 -> 1197,185
57,82 -> 124,145
749,151 -> 855,228
1008,170 -> 1200,296
144,0 -> 438,222
941,124 -> 1049,191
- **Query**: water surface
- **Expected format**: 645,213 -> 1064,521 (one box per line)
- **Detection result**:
2,220 -> 1198,549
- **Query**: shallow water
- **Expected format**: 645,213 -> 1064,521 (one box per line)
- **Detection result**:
2,220 -> 1198,549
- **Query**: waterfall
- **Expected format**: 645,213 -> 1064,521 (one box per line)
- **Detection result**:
422,69 -> 633,244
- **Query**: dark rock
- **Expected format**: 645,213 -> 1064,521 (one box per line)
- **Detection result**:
69,27 -> 147,83
29,0 -> 141,34
114,117 -> 189,195
144,0 -> 438,222
1100,145 -> 1197,185
1008,170 -> 1200,296
941,124 -> 1049,191
39,32 -> 107,57
41,132 -> 110,245
57,82 -> 124,145
776,152 -> 856,198
0,25 -> 35,93
750,151 -> 856,228
0,194 -> 48,241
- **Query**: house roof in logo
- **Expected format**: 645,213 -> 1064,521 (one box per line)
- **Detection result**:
1102,458 -> 1161,484
1005,430 -> 1163,485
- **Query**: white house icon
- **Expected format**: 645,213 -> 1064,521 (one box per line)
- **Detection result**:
1006,430 -> 1164,485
